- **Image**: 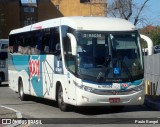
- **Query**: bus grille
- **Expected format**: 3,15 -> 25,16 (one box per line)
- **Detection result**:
92,89 -> 136,95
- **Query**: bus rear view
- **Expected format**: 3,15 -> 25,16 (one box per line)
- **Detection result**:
0,39 -> 8,86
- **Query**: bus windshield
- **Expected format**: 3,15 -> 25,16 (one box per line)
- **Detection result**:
75,31 -> 143,83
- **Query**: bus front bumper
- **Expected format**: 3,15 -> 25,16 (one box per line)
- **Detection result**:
76,88 -> 144,106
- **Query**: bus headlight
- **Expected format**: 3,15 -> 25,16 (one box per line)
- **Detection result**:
83,85 -> 95,92
74,82 -> 95,93
131,84 -> 144,91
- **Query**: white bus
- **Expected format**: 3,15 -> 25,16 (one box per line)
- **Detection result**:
0,39 -> 8,86
9,16 -> 144,111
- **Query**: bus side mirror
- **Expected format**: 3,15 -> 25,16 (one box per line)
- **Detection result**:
140,34 -> 153,55
67,33 -> 77,56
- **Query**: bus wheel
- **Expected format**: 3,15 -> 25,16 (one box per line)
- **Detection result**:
18,79 -> 27,101
58,85 -> 68,111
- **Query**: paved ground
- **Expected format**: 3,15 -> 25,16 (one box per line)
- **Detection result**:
0,95 -> 159,119
0,106 -> 17,118
0,82 -> 160,127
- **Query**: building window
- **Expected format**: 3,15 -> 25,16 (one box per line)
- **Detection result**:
56,5 -> 59,10
20,0 -> 38,6
24,19 -> 35,26
80,0 -> 107,3
80,0 -> 90,3
24,7 -> 35,13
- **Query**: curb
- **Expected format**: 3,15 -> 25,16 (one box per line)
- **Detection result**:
144,98 -> 160,111
0,105 -> 23,119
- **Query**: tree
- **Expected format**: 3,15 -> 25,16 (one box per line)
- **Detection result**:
139,26 -> 160,46
149,27 -> 160,45
107,0 -> 150,26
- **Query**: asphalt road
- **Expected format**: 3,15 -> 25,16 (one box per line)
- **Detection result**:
0,84 -> 160,127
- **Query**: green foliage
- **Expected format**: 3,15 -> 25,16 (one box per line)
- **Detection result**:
140,38 -> 148,48
139,26 -> 160,47
149,26 -> 160,46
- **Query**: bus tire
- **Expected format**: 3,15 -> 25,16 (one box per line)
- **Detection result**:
18,79 -> 27,101
58,85 -> 68,112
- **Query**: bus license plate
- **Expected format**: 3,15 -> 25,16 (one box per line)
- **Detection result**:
109,98 -> 120,103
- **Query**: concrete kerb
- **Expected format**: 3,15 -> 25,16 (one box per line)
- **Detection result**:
0,105 -> 23,126
0,105 -> 23,119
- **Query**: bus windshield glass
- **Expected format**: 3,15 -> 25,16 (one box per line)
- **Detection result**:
75,31 -> 143,83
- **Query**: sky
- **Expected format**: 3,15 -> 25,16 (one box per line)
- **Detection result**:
108,0 -> 160,27
134,0 -> 160,27
142,0 -> 160,26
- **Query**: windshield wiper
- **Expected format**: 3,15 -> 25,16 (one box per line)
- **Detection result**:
120,60 -> 133,82
103,56 -> 111,67
96,72 -> 105,83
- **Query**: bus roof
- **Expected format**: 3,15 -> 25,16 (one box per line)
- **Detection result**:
9,16 -> 136,35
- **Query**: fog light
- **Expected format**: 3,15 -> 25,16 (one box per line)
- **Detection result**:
82,96 -> 89,102
137,96 -> 142,101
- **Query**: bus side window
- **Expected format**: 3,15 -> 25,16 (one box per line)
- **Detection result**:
51,27 -> 61,56
54,42 -> 61,58
13,43 -> 18,53
9,46 -> 13,53
41,29 -> 50,54
44,46 -> 49,53
9,35 -> 14,53
18,37 -> 24,54
18,45 -> 23,54
23,34 -> 31,55
31,31 -> 40,55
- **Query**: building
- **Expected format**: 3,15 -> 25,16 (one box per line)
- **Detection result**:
0,0 -> 20,38
0,0 -> 107,38
53,0 -> 107,16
